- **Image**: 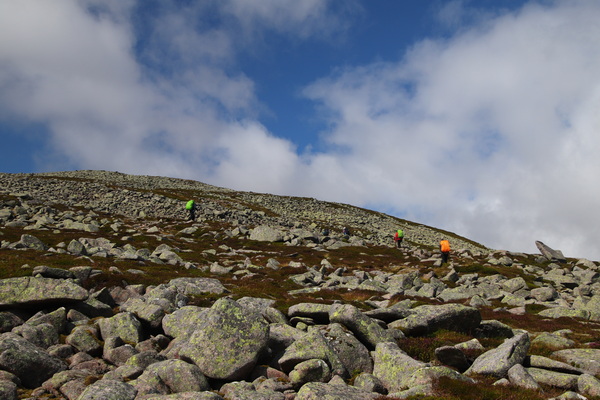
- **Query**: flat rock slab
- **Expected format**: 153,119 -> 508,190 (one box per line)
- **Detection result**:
389,303 -> 481,336
0,277 -> 88,308
552,349 -> 600,376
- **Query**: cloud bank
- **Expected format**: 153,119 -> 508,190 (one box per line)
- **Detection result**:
1,0 -> 600,259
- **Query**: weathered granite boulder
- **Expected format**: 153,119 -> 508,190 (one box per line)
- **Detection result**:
466,332 -> 530,378
17,234 -> 48,251
536,241 -> 566,262
372,341 -> 427,393
0,380 -> 17,400
98,312 -> 144,345
0,333 -> 66,388
77,378 -> 137,400
551,348 -> 600,376
162,306 -> 210,339
295,381 -> 378,400
278,326 -> 345,377
179,298 -> 269,380
0,277 -> 88,307
578,373 -> 600,397
507,364 -> 540,390
527,368 -> 578,390
389,303 -> 481,336
329,304 -> 397,349
321,323 -> 373,375
166,278 -> 228,296
249,225 -> 284,242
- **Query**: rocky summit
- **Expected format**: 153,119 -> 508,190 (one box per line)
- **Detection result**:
0,170 -> 599,400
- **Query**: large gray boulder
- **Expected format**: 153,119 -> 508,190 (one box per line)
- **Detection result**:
77,379 -> 137,400
551,348 -> 600,376
389,303 -> 481,336
321,323 -> 373,375
133,359 -> 210,396
295,381 -> 379,400
98,312 -> 144,345
249,225 -> 284,242
0,333 -> 66,388
278,326 -> 345,377
536,241 -> 567,262
162,306 -> 210,339
0,277 -> 88,307
167,278 -> 228,296
17,234 -> 48,251
466,332 -> 530,378
329,303 -> 396,349
179,298 -> 269,380
372,341 -> 427,393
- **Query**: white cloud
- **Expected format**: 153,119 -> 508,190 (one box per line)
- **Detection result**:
302,1 -> 600,258
2,0 -> 600,260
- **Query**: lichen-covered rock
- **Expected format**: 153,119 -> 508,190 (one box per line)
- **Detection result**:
507,364 -> 540,390
296,381 -> 379,400
527,368 -> 578,390
162,306 -> 210,339
329,304 -> 396,349
466,332 -> 530,378
278,326 -> 345,377
66,325 -> 103,355
372,341 -> 427,393
434,346 -> 470,372
551,348 -> 600,376
167,278 -> 228,297
98,312 -> 144,345
577,373 -> 600,397
0,332 -> 66,388
288,303 -> 332,324
0,379 -> 17,400
389,303 -> 481,337
139,393 -> 224,400
142,359 -> 210,393
77,379 -> 137,400
321,323 -> 373,375
179,298 -> 269,380
0,277 -> 88,307
289,359 -> 331,387
249,225 -> 284,242
12,322 -> 59,349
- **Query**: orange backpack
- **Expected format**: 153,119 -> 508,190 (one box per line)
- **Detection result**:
440,240 -> 450,252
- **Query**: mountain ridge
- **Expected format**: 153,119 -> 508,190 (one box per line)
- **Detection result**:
0,170 -> 489,255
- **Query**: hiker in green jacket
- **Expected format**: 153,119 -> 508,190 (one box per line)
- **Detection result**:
394,229 -> 404,248
186,199 -> 196,221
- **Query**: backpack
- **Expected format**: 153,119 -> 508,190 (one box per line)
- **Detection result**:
185,200 -> 195,210
397,230 -> 404,238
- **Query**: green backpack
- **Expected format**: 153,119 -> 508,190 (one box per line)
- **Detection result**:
185,200 -> 195,210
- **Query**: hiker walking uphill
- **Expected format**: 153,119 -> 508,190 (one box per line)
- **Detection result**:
394,229 -> 404,248
440,239 -> 451,264
185,199 -> 196,221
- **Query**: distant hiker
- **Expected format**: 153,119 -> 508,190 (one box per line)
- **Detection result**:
440,239 -> 451,264
322,228 -> 330,236
394,229 -> 404,248
185,199 -> 196,221
342,227 -> 350,237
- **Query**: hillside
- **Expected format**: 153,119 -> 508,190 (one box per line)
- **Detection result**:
0,170 -> 599,400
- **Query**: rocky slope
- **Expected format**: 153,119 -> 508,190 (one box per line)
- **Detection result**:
0,170 -> 599,400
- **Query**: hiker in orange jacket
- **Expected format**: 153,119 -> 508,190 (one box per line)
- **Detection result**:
440,239 -> 451,264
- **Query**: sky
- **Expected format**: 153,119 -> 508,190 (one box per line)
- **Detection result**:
2,0 -> 600,260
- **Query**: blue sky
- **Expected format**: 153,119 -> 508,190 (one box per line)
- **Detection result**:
2,0 -> 600,260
